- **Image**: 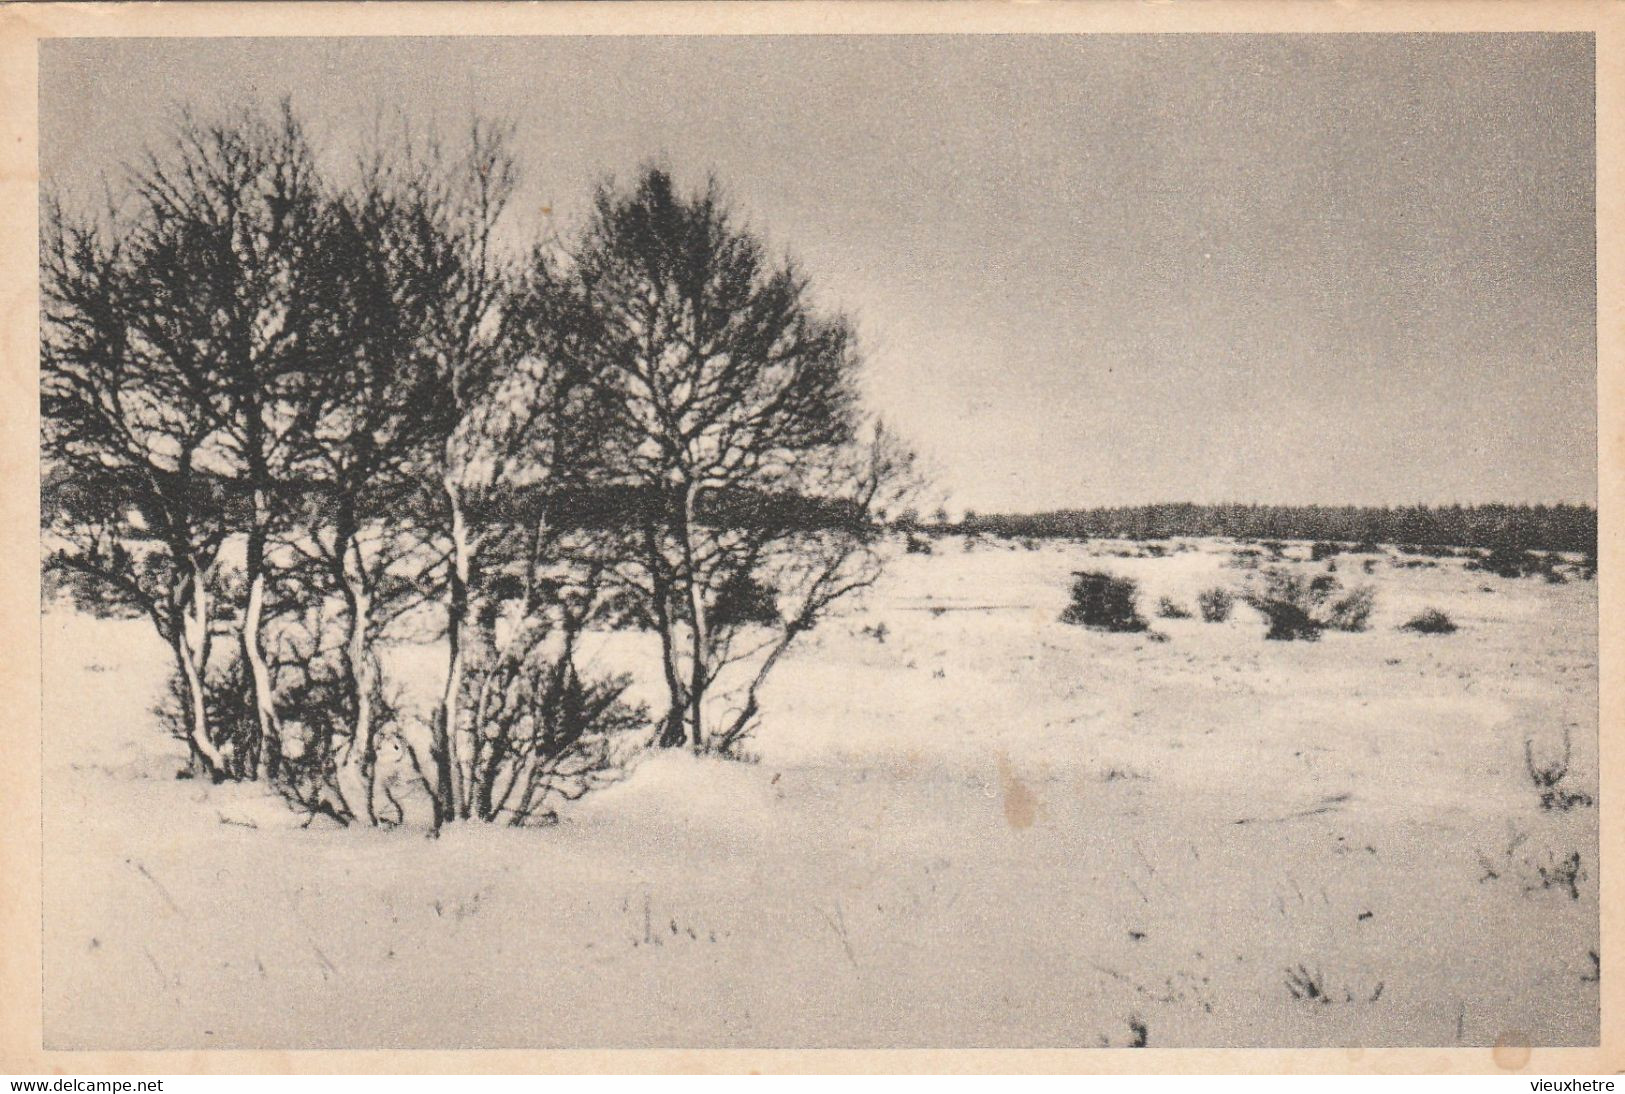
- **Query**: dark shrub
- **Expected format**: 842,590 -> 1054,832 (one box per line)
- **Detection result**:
1328,586 -> 1376,632
156,654 -> 260,780
1525,728 -> 1592,813
1226,548 -> 1262,570
1310,542 -> 1344,562
1398,543 -> 1461,559
460,627 -> 647,823
1060,571 -> 1147,632
1156,596 -> 1192,620
272,660 -> 410,825
1400,608 -> 1458,635
1251,599 -> 1323,641
1535,852 -> 1585,899
1196,587 -> 1234,623
1469,545 -> 1543,579
710,571 -> 781,628
1242,568 -> 1374,640
904,534 -> 933,555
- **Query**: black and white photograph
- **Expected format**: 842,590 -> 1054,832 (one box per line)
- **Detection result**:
6,0 -> 1618,1072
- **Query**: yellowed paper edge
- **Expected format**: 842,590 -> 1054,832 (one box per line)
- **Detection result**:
0,0 -> 1617,1075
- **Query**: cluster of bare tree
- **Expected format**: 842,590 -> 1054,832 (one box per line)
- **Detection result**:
42,104 -> 919,829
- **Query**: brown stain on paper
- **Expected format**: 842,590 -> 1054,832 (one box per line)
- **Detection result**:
997,753 -> 1041,830
1492,1030 -> 1532,1070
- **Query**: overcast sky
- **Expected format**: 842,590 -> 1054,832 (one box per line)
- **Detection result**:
40,34 -> 1596,511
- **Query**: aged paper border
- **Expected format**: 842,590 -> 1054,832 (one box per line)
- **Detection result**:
0,0 -> 1618,1075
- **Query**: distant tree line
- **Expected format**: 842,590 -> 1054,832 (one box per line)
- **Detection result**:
41,102 -> 919,827
933,502 -> 1596,554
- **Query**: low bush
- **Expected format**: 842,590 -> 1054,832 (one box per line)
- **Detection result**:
1197,587 -> 1234,623
1156,596 -> 1192,620
1535,851 -> 1585,901
1249,599 -> 1323,641
1525,728 -> 1593,813
459,623 -> 647,825
1327,586 -> 1376,632
156,655 -> 260,781
279,663 -> 410,826
1397,543 -> 1462,558
1242,568 -> 1377,641
1468,545 -> 1546,579
1400,608 -> 1458,635
1226,548 -> 1262,571
1060,571 -> 1147,633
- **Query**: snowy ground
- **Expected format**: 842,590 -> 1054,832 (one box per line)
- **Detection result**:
40,537 -> 1599,1048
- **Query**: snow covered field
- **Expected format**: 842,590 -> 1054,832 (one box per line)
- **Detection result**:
40,537 -> 1599,1048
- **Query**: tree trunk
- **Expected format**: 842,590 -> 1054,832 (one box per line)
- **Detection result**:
173,566 -> 227,779
472,734 -> 505,822
335,532 -> 377,826
435,475 -> 468,824
646,556 -> 688,748
241,495 -> 281,782
678,483 -> 709,752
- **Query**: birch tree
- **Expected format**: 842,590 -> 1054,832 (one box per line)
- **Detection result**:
438,249 -> 642,822
291,165 -> 464,824
113,104 -> 335,780
387,122 -> 524,823
41,200 -> 236,777
545,167 -> 919,751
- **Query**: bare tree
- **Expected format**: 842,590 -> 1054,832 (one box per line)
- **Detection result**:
45,125 -> 918,816
41,200 -> 235,777
289,164 -> 466,825
112,103 -> 335,781
434,240 -> 637,822
542,167 -> 920,751
349,120 -> 528,824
